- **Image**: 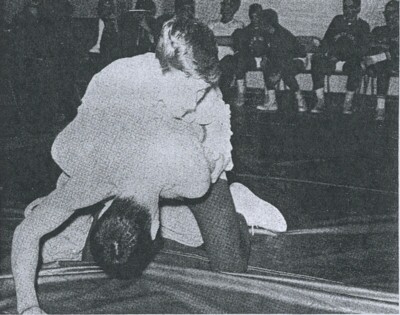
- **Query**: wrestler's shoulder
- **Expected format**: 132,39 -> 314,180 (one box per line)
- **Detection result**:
97,53 -> 160,78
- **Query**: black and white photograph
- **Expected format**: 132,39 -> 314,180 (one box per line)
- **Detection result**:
0,0 -> 398,313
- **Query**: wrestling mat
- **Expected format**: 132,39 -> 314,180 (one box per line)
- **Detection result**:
0,216 -> 398,314
1,90 -> 398,314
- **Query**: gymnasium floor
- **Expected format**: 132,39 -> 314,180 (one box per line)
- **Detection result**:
0,86 -> 398,313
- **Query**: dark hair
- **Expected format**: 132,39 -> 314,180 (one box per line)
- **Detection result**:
156,17 -> 220,85
261,9 -> 279,27
230,0 -> 241,13
90,198 -> 154,279
343,0 -> 361,8
385,0 -> 399,15
248,3 -> 262,18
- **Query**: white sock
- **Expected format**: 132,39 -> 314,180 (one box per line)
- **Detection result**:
377,97 -> 386,110
345,90 -> 355,103
315,88 -> 324,100
237,79 -> 245,94
265,89 -> 276,103
96,19 -> 105,47
371,53 -> 388,64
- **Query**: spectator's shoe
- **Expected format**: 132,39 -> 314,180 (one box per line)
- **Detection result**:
257,101 -> 278,112
89,44 -> 101,54
311,98 -> 325,114
296,92 -> 308,112
230,182 -> 287,233
375,108 -> 385,121
236,93 -> 245,107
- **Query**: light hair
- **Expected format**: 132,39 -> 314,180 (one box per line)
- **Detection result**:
156,17 -> 220,85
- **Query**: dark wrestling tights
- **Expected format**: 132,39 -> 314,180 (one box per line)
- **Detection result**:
187,178 -> 250,273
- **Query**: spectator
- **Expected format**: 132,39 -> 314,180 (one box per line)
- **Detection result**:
256,9 -> 307,112
120,0 -> 157,57
310,0 -> 370,114
232,3 -> 264,106
90,0 -> 122,68
208,0 -> 244,100
364,0 -> 399,121
155,0 -> 195,39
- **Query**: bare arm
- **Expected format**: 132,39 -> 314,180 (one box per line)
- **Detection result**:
12,176 -> 115,313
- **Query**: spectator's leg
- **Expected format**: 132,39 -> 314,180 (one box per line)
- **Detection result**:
219,55 -> 237,101
343,60 -> 363,114
281,59 -> 307,112
257,58 -> 278,111
311,54 -> 328,90
375,61 -> 391,120
187,178 -> 250,273
235,53 -> 254,106
311,54 -> 334,113
376,61 -> 391,97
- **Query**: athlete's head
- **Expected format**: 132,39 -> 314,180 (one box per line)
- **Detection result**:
220,0 -> 241,23
248,3 -> 262,27
156,16 -> 220,85
90,198 -> 154,279
343,0 -> 361,22
384,0 -> 399,29
261,9 -> 279,33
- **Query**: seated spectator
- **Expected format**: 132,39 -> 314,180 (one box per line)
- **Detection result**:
232,3 -> 264,106
90,0 -> 122,68
120,0 -> 157,57
256,9 -> 307,112
208,0 -> 244,99
364,0 -> 399,121
155,0 -> 195,39
310,0 -> 370,114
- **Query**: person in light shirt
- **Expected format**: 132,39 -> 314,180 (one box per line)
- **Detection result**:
12,17 -> 286,315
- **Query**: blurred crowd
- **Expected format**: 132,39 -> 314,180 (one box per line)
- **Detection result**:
1,0 -> 398,135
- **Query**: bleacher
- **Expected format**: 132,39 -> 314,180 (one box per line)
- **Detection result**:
215,35 -> 399,97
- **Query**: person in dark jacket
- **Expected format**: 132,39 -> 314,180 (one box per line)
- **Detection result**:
310,0 -> 370,114
154,0 -> 195,40
232,3 -> 264,106
119,0 -> 157,57
256,9 -> 307,112
364,0 -> 399,121
97,0 -> 122,67
209,0 -> 244,102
